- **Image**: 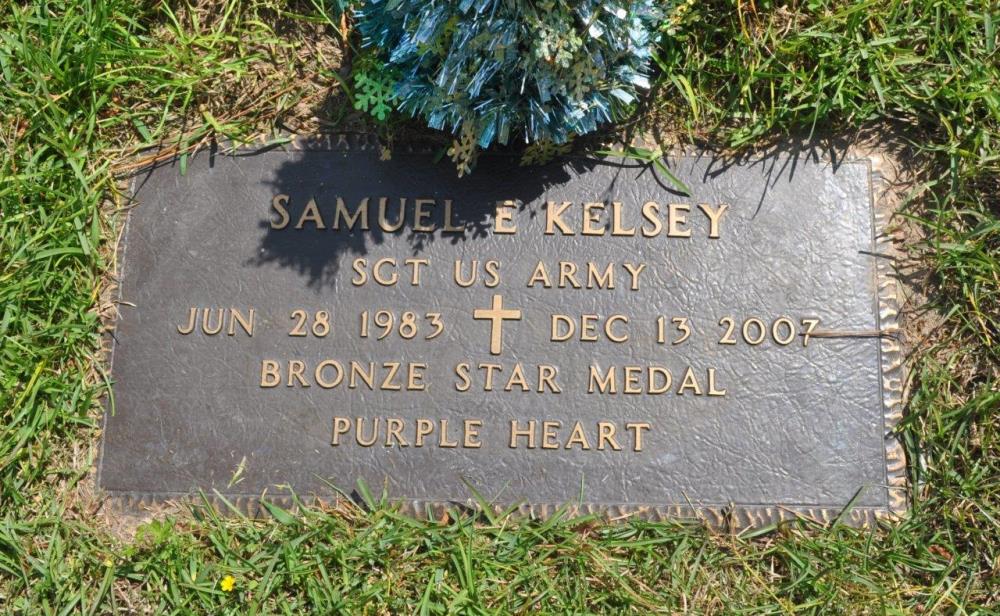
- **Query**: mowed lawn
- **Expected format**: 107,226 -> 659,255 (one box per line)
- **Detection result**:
1,0 -> 997,613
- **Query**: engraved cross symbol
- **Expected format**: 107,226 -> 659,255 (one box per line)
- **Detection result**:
473,294 -> 522,355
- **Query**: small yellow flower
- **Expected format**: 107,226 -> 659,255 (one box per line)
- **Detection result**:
220,575 -> 236,593
103,558 -> 113,568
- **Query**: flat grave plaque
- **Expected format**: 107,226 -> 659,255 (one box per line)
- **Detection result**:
100,139 -> 905,525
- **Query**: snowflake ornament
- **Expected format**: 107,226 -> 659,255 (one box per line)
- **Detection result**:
568,58 -> 601,100
421,15 -> 458,56
447,123 -> 479,177
520,137 -> 574,166
352,62 -> 397,121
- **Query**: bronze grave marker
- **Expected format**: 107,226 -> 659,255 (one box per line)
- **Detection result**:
100,139 -> 905,525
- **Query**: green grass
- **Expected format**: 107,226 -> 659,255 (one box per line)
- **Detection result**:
1,0 -> 997,612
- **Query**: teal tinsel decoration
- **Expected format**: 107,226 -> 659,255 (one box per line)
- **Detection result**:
355,0 -> 662,148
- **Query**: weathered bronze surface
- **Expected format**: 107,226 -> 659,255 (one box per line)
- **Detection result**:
100,137 -> 905,526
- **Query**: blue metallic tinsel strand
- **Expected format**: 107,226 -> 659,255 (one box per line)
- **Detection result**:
355,0 -> 662,148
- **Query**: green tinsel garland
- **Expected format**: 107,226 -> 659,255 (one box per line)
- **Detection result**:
355,0 -> 663,158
